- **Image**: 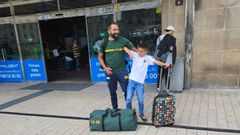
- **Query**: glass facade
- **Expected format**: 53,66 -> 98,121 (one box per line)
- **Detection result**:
0,1 -> 162,82
117,8 -> 161,55
17,23 -> 43,60
14,1 -> 58,15
0,7 -> 11,17
87,14 -> 113,58
0,24 -> 19,60
0,0 -> 8,3
16,22 -> 47,81
59,0 -> 111,10
0,24 -> 24,82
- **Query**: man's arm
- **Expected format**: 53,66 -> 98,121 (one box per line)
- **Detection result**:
123,47 -> 133,59
124,37 -> 137,51
98,52 -> 112,75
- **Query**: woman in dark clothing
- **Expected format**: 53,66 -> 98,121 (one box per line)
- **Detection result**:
154,26 -> 177,94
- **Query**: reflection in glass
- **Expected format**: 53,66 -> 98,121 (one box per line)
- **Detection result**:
117,9 -> 161,55
87,15 -> 113,58
0,24 -> 19,60
17,23 -> 43,60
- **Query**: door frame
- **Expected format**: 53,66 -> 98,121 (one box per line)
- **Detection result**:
38,15 -> 92,82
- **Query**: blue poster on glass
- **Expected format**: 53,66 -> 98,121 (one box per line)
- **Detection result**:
0,60 -> 24,82
90,57 -> 159,83
23,59 -> 46,81
145,65 -> 159,83
90,58 -> 106,82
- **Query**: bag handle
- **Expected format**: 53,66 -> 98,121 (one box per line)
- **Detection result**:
111,111 -> 122,131
101,108 -> 123,131
101,108 -> 112,131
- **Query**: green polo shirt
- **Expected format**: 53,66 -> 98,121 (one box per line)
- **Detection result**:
98,36 -> 133,73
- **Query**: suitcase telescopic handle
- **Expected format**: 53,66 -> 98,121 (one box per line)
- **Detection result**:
157,67 -> 163,93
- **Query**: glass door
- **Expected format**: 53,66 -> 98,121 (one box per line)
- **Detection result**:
0,24 -> 24,82
86,14 -> 113,82
117,8 -> 161,83
16,22 -> 47,81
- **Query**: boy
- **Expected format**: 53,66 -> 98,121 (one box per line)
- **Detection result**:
124,42 -> 170,122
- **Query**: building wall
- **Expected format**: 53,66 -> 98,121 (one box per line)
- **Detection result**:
161,0 -> 185,57
162,0 -> 240,88
193,0 -> 240,88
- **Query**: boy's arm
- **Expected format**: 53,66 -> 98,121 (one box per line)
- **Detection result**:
123,47 -> 133,59
153,58 -> 170,68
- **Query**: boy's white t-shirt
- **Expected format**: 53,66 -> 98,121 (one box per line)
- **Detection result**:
129,51 -> 155,84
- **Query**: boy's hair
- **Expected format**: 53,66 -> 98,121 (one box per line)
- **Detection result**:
137,42 -> 149,50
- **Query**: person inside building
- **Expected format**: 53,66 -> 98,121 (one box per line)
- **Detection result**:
52,45 -> 64,72
95,22 -> 135,111
72,40 -> 81,70
154,26 -> 177,94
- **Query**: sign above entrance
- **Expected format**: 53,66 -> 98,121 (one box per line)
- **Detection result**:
114,4 -> 121,12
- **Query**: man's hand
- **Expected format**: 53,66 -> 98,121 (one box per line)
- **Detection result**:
105,67 -> 113,75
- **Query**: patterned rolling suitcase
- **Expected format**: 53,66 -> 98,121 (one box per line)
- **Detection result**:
152,60 -> 176,126
152,93 -> 176,126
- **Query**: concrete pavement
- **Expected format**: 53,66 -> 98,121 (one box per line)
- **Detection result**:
0,82 -> 239,135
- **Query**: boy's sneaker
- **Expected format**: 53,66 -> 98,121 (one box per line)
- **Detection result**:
138,115 -> 148,122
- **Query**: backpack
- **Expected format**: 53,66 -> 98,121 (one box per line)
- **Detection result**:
100,38 -> 108,69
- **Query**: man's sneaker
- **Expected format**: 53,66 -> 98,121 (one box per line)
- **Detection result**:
138,115 -> 148,122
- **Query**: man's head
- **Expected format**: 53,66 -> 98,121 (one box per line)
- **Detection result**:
107,22 -> 120,39
137,42 -> 149,57
165,25 -> 175,35
73,40 -> 77,44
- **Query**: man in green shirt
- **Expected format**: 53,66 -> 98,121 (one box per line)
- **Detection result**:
96,22 -> 134,110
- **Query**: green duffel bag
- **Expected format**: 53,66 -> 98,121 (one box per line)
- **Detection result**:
90,108 -> 137,131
